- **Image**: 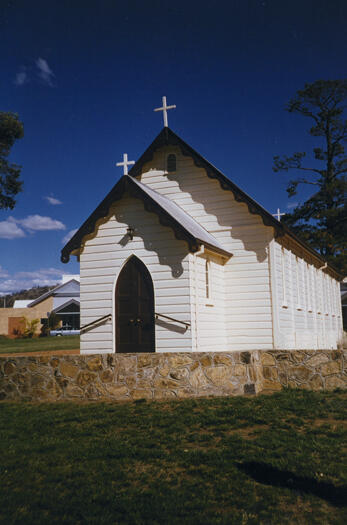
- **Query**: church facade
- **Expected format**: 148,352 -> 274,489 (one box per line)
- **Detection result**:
62,128 -> 343,355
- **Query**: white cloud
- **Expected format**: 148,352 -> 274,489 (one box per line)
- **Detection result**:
36,57 -> 55,86
0,266 -> 9,278
16,215 -> 65,231
62,228 -> 78,245
0,277 -> 59,294
45,196 -> 62,205
0,218 -> 26,239
0,215 -> 65,239
15,268 -> 62,279
14,69 -> 28,86
0,268 -> 62,294
287,202 -> 298,209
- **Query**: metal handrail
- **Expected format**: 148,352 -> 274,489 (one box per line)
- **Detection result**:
155,312 -> 190,329
80,313 -> 112,334
80,312 -> 190,334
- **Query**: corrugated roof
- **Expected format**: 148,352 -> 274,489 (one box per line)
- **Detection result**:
13,300 -> 31,308
61,175 -> 232,262
129,176 -> 231,256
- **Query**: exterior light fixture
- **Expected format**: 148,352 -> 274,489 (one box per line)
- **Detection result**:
126,226 -> 135,240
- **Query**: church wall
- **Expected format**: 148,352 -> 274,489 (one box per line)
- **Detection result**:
140,147 -> 274,351
79,194 -> 193,354
272,240 -> 343,349
189,252 -> 228,351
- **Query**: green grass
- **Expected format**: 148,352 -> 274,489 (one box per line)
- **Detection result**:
0,390 -> 346,524
0,335 -> 79,354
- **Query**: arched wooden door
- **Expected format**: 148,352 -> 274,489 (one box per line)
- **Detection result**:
115,257 -> 155,353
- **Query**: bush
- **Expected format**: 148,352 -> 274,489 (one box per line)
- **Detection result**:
18,317 -> 40,338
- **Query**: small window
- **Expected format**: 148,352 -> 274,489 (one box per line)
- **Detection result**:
281,247 -> 287,307
205,259 -> 210,299
167,154 -> 176,172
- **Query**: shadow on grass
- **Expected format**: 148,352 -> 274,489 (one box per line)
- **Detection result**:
236,461 -> 346,507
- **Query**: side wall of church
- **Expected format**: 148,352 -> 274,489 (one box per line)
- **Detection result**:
139,146 -> 274,351
271,239 -> 343,349
79,194 -> 192,354
188,252 -> 228,352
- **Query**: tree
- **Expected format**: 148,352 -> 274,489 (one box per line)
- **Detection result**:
40,312 -> 61,337
0,112 -> 24,209
273,80 -> 347,275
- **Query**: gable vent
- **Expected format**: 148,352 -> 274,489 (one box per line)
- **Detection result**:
167,154 -> 176,172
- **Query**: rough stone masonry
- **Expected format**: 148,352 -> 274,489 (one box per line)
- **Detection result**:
0,349 -> 346,402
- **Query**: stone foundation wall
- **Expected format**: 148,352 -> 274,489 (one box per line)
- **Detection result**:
0,349 -> 346,402
260,349 -> 346,391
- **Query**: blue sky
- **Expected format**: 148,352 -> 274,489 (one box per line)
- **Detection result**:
1,0 -> 346,293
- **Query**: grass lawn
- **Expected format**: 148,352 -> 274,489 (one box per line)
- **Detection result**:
0,390 -> 346,524
0,335 -> 79,354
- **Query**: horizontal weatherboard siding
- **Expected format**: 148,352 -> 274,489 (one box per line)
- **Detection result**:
80,194 -> 192,354
140,146 -> 274,351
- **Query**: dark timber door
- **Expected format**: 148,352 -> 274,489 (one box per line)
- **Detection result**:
116,256 -> 155,353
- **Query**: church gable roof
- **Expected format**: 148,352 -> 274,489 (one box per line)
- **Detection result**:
129,127 -> 282,232
61,175 -> 232,263
129,127 -> 342,280
61,127 -> 341,279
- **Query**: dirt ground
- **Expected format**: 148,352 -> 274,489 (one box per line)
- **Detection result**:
0,349 -> 80,357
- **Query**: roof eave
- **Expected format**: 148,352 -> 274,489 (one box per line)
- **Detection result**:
129,127 -> 343,280
199,242 -> 233,259
61,175 -> 221,263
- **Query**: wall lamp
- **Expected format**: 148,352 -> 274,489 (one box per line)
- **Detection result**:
126,226 -> 135,240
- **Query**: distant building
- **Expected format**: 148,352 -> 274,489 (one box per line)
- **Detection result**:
13,300 -> 31,308
0,276 -> 80,336
28,276 -> 80,331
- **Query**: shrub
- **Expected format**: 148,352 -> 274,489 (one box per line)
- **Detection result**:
19,317 -> 40,338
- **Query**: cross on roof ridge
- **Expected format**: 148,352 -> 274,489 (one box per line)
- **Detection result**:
272,208 -> 286,221
116,153 -> 135,175
154,96 -> 176,127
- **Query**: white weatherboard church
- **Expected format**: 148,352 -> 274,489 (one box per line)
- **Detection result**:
62,97 -> 343,355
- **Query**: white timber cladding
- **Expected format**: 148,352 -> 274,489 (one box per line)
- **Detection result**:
272,240 -> 343,349
78,143 -> 342,353
139,146 -> 274,350
79,193 -> 192,354
189,251 -> 228,351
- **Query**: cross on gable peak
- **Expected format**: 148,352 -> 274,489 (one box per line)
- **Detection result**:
272,208 -> 286,221
154,95 -> 176,127
116,153 -> 135,175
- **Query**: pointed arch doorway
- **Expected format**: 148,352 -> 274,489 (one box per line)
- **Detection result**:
115,256 -> 155,353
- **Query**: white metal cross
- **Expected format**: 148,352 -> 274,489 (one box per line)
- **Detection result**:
116,153 -> 135,175
272,208 -> 286,221
154,96 -> 176,127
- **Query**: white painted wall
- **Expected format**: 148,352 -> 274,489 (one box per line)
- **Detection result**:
79,193 -> 192,354
79,144 -> 342,354
140,146 -> 274,350
189,251 -> 228,352
271,240 -> 343,349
